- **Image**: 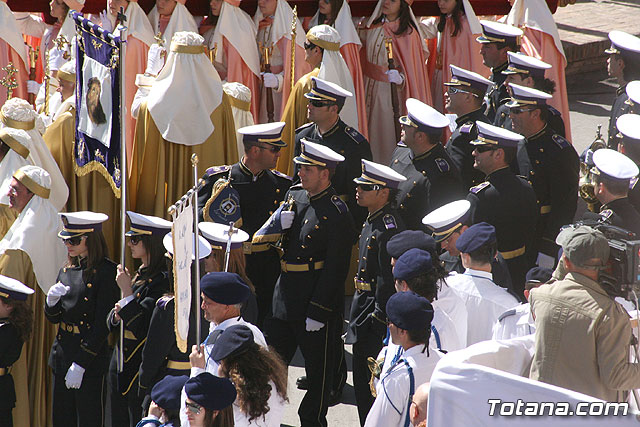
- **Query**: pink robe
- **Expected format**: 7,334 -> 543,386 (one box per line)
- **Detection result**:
257,30 -> 309,123
124,36 -> 149,172
521,27 -> 572,142
0,41 -> 27,106
361,21 -> 431,163
340,42 -> 368,139
436,15 -> 489,112
224,38 -> 261,121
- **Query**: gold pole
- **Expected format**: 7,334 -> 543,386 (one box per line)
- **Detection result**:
290,6 -> 297,94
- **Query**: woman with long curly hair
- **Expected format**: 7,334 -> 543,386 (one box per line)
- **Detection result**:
211,324 -> 287,427
184,372 -> 237,427
0,275 -> 33,427
44,211 -> 119,426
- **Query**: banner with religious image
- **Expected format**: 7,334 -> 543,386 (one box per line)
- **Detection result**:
72,12 -> 122,197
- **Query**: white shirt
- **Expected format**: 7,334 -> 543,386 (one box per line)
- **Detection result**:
233,380 -> 286,427
365,345 -> 443,427
433,279 -> 469,349
491,303 -> 535,340
446,269 -> 520,346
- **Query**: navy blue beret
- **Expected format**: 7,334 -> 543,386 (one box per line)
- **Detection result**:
211,324 -> 257,362
386,230 -> 436,259
393,248 -> 433,282
386,291 -> 434,331
525,266 -> 553,284
150,375 -> 189,411
185,372 -> 237,410
200,272 -> 250,305
455,222 -> 496,254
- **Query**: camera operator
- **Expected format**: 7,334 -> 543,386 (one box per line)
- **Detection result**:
590,148 -> 640,236
529,226 -> 640,402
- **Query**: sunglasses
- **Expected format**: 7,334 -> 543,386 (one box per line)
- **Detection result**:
185,401 -> 202,415
510,106 -> 537,115
448,87 -> 479,97
309,99 -> 334,108
256,144 -> 281,153
128,235 -> 143,245
357,183 -> 381,192
475,145 -> 497,153
62,235 -> 87,246
304,41 -> 316,50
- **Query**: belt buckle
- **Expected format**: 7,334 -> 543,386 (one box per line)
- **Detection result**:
242,242 -> 252,254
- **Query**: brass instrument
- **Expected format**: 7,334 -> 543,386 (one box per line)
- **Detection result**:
579,124 -> 607,212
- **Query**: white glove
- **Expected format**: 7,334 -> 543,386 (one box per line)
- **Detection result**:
305,318 -> 325,332
46,283 -> 70,307
145,44 -> 166,76
262,72 -> 279,89
280,211 -> 295,230
386,69 -> 404,85
48,48 -> 66,72
65,362 -> 85,389
27,80 -> 41,95
99,10 -> 113,32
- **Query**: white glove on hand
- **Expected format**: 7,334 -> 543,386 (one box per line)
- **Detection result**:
46,283 -> 70,307
262,72 -> 279,89
280,211 -> 295,230
145,44 -> 166,76
386,69 -> 404,85
27,80 -> 41,95
48,48 -> 66,72
99,10 -> 113,32
65,362 -> 85,389
305,317 -> 325,332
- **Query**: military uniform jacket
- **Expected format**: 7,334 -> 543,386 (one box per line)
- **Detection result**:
272,185 -> 356,322
494,104 -> 566,138
485,62 -> 509,122
514,125 -> 579,255
294,119 -> 373,226
599,197 -> 640,236
45,258 -> 119,375
138,295 -> 208,395
467,167 -> 538,258
107,268 -> 170,395
390,143 -> 464,230
608,84 -> 630,149
198,161 -> 292,238
628,177 -> 640,213
346,204 -> 404,344
446,108 -> 490,189
0,320 -> 21,410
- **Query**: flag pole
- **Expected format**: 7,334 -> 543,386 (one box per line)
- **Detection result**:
117,6 -> 128,374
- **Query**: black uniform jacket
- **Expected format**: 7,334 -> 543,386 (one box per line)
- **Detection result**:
390,143 -> 464,230
272,185 -> 356,322
107,268 -> 169,395
45,258 -> 119,375
346,204 -> 404,344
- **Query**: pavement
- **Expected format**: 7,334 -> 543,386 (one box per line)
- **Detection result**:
280,3 -> 637,425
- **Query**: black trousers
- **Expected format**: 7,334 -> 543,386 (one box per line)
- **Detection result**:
52,371 -> 106,427
265,316 -> 339,427
352,331 -> 384,426
246,250 -> 281,328
105,358 -> 144,427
